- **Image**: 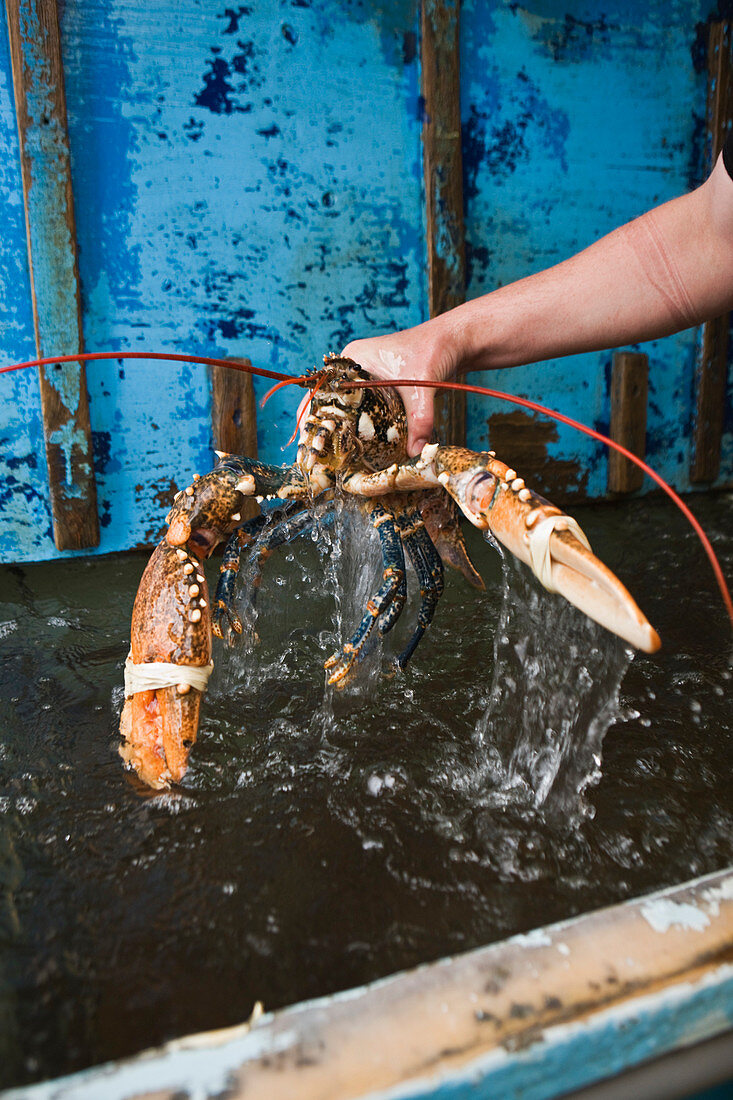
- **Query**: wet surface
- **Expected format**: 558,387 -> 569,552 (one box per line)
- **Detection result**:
0,492 -> 731,1087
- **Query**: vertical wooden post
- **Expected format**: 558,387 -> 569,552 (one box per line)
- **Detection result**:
421,0 -> 466,444
607,352 -> 648,494
6,0 -> 99,550
691,21 -> 732,484
211,360 -> 259,522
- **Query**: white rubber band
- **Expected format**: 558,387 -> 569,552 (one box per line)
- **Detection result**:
124,651 -> 214,697
527,515 -> 591,593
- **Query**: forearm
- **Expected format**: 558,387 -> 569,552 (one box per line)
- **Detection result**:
444,159 -> 733,373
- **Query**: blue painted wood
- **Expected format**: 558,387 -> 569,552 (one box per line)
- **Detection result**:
5,0 -> 99,550
0,0 -> 731,562
460,0 -> 732,500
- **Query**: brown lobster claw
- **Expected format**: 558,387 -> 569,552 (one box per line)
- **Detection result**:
119,541 -> 213,789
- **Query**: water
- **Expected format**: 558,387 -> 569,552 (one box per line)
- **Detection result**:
0,493 -> 731,1088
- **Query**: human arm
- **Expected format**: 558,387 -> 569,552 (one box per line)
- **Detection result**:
344,153 -> 733,455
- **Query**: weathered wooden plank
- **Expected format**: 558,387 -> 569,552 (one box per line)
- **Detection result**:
691,21 -> 732,484
5,0 -> 98,550
421,0 -> 466,445
608,351 -> 648,494
211,360 -> 259,522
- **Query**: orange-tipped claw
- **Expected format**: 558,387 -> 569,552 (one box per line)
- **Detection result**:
119,541 -> 213,789
544,526 -> 661,653
433,446 -> 661,654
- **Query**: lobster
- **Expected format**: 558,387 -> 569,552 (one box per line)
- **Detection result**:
118,354 -> 662,790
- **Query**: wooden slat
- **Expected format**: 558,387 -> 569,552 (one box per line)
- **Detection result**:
6,0 -> 99,550
211,359 -> 259,522
691,21 -> 732,484
421,0 -> 466,445
608,351 -> 649,494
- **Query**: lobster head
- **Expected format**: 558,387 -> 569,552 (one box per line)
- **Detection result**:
296,355 -> 408,480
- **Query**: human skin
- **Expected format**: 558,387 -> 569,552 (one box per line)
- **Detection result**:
343,154 -> 733,456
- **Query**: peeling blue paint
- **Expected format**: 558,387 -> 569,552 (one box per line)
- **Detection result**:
460,0 -> 725,500
0,0 -> 731,561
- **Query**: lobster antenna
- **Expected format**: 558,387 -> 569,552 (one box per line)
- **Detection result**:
0,350 -> 302,385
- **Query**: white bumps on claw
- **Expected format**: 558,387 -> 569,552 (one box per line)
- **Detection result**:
235,475 -> 256,494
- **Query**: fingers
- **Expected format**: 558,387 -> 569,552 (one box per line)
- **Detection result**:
342,328 -> 450,455
400,383 -> 434,456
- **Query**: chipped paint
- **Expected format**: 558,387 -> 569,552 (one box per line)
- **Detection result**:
461,0 -> 731,500
701,874 -> 733,916
640,898 -> 711,934
0,0 -> 731,561
5,868 -> 731,1100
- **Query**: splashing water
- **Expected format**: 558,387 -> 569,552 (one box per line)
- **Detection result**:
216,502 -> 631,820
476,546 -> 632,818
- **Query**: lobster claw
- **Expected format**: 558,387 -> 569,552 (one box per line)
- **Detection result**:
433,447 -> 661,654
119,541 -> 213,789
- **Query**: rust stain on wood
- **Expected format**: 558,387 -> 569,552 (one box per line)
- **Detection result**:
421,0 -> 466,445
211,359 -> 259,522
608,351 -> 648,494
691,21 -> 732,484
6,0 -> 99,549
487,410 -> 589,503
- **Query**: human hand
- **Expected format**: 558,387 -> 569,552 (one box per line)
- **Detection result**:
342,318 -> 460,456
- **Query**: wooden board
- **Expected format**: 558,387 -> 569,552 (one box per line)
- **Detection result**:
5,0 -> 98,549
691,21 -> 732,484
421,0 -> 466,445
608,351 -> 649,494
211,359 -> 259,522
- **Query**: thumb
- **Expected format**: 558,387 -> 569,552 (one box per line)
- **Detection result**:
402,383 -> 435,456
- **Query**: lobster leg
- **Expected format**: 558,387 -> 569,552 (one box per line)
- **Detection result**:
213,503 -> 319,643
325,501 -> 407,686
396,508 -> 445,668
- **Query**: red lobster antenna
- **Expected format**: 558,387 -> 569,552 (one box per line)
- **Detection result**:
2,350 -> 731,628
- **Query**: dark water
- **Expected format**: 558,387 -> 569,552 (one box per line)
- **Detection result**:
0,493 -> 731,1088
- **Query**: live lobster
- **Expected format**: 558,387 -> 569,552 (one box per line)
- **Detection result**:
118,354 -> 662,790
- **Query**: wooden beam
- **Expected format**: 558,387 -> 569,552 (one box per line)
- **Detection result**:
607,351 -> 649,494
211,360 -> 259,522
6,0 -> 98,550
420,0 -> 466,445
691,21 -> 732,484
